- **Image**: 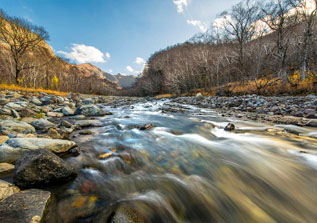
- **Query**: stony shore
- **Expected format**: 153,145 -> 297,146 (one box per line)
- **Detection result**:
0,89 -> 316,222
171,94 -> 317,128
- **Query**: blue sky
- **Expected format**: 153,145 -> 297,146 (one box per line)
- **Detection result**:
0,0 -> 240,75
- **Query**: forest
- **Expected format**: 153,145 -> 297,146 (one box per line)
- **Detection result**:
130,0 -> 317,96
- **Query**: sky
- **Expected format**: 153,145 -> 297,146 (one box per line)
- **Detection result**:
0,0 -> 240,75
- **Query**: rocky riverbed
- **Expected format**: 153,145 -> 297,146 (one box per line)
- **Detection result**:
0,90 -> 316,222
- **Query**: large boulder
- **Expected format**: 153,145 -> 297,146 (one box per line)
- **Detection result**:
75,104 -> 101,116
30,118 -> 55,131
0,138 -> 76,163
0,189 -> 56,223
0,180 -> 20,201
6,138 -> 76,154
13,149 -> 77,189
0,120 -> 36,135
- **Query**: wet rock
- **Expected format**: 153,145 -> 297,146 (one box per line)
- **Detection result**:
196,93 -> 203,100
75,104 -> 101,116
30,118 -> 55,131
0,163 -> 14,177
62,106 -> 74,116
0,179 -> 20,201
0,189 -> 56,223
6,138 -> 76,154
0,135 -> 9,144
0,120 -> 36,135
79,130 -> 93,135
140,123 -> 155,130
13,149 -> 77,189
224,123 -> 235,131
75,120 -> 103,128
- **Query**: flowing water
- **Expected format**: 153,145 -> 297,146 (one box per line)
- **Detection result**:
56,99 -> 317,223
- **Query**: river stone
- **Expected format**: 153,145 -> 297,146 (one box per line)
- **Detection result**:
0,189 -> 55,223
4,102 -> 27,111
0,163 -> 14,176
0,143 -> 28,164
30,118 -> 55,131
0,179 -> 20,201
0,135 -> 9,144
82,98 -> 94,105
75,104 -> 101,116
13,149 -> 77,189
62,106 -> 74,116
0,120 -> 36,135
75,120 -> 103,128
6,138 -> 76,154
31,97 -> 42,106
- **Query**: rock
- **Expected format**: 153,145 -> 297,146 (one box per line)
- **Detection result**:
30,119 -> 55,131
47,128 -> 62,139
0,189 -> 56,223
75,104 -> 101,116
79,130 -> 93,135
306,119 -> 317,127
0,98 -> 9,105
61,120 -> 73,128
40,96 -> 54,105
0,163 -> 15,177
139,124 -> 155,130
0,180 -> 20,201
270,106 -> 279,113
10,109 -> 20,119
196,93 -> 203,100
6,138 -> 76,154
31,97 -> 42,106
47,112 -> 64,118
4,102 -> 27,111
82,98 -> 94,105
224,123 -> 235,131
61,106 -> 74,116
0,143 -> 27,164
304,108 -> 315,115
0,120 -> 36,135
19,108 -> 37,117
0,107 -> 11,115
13,149 -> 77,189
75,120 -> 103,128
0,135 -> 9,144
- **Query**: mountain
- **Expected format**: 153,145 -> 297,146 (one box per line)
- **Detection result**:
112,73 -> 136,88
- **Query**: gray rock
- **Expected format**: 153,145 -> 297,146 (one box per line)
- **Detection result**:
6,138 -> 76,154
0,189 -> 56,223
31,97 -> 42,106
13,149 -> 77,189
75,104 -> 101,116
0,179 -> 20,201
30,118 -> 55,131
0,107 -> 11,115
82,98 -> 94,105
224,123 -> 235,131
0,143 -> 29,164
62,106 -> 74,116
0,120 -> 36,135
4,102 -> 27,111
75,120 -> 103,128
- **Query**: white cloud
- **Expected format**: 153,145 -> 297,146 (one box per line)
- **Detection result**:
135,57 -> 145,64
57,44 -> 107,64
106,69 -> 113,73
126,66 -> 140,74
105,52 -> 111,58
187,20 -> 208,32
173,0 -> 188,13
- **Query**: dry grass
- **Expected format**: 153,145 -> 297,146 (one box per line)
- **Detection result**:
155,94 -> 175,99
0,84 -> 68,96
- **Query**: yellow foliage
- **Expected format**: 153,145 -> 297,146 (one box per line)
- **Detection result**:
51,75 -> 59,85
0,84 -> 68,96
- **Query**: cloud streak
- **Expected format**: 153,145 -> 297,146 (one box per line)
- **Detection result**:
126,65 -> 140,74
187,20 -> 208,32
57,44 -> 108,64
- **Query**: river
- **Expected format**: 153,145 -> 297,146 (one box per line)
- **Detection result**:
55,99 -> 317,223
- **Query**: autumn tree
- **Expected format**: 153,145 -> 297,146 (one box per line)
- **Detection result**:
0,9 -> 50,84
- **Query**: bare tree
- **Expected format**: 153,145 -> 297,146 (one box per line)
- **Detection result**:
0,9 -> 50,84
218,0 -> 259,78
259,0 -> 298,82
